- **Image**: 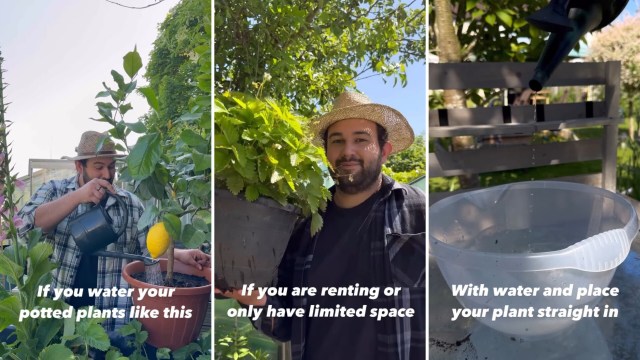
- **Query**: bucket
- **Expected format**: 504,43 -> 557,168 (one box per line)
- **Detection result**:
429,181 -> 639,337
214,189 -> 300,290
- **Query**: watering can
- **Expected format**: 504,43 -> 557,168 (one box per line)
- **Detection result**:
69,192 -> 159,266
527,0 -> 628,91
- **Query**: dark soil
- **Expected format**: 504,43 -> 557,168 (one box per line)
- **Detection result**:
131,271 -> 209,288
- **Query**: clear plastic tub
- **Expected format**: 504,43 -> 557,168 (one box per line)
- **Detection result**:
430,181 -> 639,337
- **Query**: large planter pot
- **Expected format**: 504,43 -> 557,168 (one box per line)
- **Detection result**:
215,188 -> 299,290
122,259 -> 211,350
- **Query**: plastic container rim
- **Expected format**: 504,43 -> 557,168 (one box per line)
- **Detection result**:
429,180 -> 639,272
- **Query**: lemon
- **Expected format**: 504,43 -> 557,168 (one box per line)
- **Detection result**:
146,222 -> 170,258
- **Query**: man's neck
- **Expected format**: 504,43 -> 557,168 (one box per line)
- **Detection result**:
333,175 -> 383,209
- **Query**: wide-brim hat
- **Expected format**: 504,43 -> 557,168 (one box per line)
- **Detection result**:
311,91 -> 414,154
65,131 -> 125,161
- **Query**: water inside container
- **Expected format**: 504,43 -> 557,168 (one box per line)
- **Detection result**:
461,225 -> 585,254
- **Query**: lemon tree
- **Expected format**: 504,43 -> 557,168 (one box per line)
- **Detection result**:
94,35 -> 211,283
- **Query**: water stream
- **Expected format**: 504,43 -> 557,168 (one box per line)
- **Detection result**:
144,262 -> 164,286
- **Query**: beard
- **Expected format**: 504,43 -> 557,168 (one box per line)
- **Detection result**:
329,154 -> 383,194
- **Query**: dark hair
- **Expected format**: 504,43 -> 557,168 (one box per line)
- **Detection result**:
323,123 -> 388,150
79,159 -> 88,167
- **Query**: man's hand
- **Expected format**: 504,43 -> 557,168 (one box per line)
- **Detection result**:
78,178 -> 115,204
174,248 -> 210,270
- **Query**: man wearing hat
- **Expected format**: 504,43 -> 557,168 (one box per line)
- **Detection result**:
220,92 -> 425,360
18,131 -> 210,331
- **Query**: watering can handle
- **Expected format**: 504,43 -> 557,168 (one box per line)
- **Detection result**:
106,192 -> 129,238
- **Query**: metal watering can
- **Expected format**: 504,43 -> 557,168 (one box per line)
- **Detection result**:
527,0 -> 628,91
69,192 -> 158,265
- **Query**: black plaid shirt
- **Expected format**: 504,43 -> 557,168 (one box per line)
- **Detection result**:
254,175 -> 426,360
17,175 -> 151,330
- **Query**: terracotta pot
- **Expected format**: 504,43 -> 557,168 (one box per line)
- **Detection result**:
122,259 -> 211,350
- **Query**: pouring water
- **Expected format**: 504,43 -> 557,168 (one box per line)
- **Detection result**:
144,262 -> 164,286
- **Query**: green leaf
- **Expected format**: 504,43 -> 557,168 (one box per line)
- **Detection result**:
173,343 -> 202,359
77,321 -> 111,351
124,80 -> 137,94
127,133 -> 162,180
0,253 -> 24,285
180,129 -> 208,148
192,216 -> 210,232
105,349 -> 124,360
117,320 -> 142,337
111,70 -> 126,89
214,98 -> 228,113
156,348 -> 172,360
119,103 -> 133,115
193,151 -> 211,172
63,311 -> 76,338
471,9 -> 484,19
244,184 -> 259,201
485,14 -> 496,26
123,47 -> 143,78
310,212 -> 323,236
230,145 -> 246,167
139,169 -> 168,200
496,10 -> 513,27
181,225 -> 208,249
226,175 -> 244,195
0,296 -> 20,331
214,149 -> 231,172
138,204 -> 160,231
177,112 -> 203,123
38,344 -> 74,360
125,121 -> 147,134
35,315 -> 64,351
26,228 -> 43,249
95,91 -> 111,98
163,213 -> 182,240
23,243 -> 56,305
138,87 -> 159,111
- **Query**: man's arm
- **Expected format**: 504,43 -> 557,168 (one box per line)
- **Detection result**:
34,178 -> 114,233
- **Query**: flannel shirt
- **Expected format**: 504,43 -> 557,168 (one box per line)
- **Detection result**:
254,175 -> 426,360
17,175 -> 151,331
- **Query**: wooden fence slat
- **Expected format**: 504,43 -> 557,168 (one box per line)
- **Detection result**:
429,138 -> 604,177
429,102 -> 607,127
429,62 -> 608,89
429,117 -> 618,138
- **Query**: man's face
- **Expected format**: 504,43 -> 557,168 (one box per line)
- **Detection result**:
325,118 -> 391,194
76,157 -> 116,186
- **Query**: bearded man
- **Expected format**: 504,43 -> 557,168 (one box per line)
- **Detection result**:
219,92 -> 425,360
18,131 -> 209,331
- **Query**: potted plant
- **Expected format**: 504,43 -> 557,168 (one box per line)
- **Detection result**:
92,38 -> 211,350
214,89 -> 331,290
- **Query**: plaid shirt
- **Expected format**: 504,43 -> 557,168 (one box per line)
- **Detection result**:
254,175 -> 426,360
17,175 -> 150,331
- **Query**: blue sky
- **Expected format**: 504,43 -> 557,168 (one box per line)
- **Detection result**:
0,0 -> 181,177
356,61 -> 426,137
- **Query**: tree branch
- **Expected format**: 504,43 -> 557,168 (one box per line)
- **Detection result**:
104,0 -> 168,10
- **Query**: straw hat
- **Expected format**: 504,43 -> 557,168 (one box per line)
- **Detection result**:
65,131 -> 125,160
312,91 -> 414,154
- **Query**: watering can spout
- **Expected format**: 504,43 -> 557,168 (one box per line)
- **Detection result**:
527,0 -> 628,91
93,250 -> 159,266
